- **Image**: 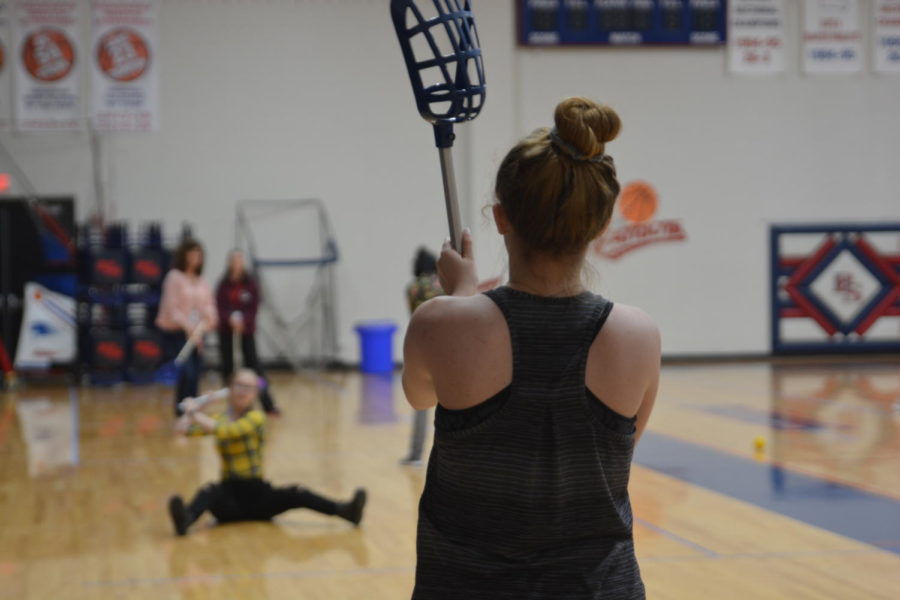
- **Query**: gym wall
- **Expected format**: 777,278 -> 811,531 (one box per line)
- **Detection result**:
3,1 -> 898,361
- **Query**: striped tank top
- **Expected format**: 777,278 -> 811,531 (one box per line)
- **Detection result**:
413,286 -> 644,599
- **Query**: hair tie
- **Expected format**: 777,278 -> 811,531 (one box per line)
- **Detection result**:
549,128 -> 606,163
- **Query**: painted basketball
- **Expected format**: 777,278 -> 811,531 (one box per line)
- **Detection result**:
618,181 -> 659,224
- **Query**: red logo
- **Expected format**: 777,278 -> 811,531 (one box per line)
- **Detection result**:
834,273 -> 862,302
135,259 -> 161,279
592,181 -> 687,260
96,28 -> 149,82
95,259 -> 123,278
22,29 -> 75,82
134,340 -> 161,359
97,341 -> 124,361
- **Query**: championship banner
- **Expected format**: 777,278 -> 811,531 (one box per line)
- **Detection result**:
14,281 -> 77,370
0,2 -> 12,130
874,0 -> 900,73
13,0 -> 83,131
728,0 -> 786,75
802,0 -> 862,74
91,0 -> 158,131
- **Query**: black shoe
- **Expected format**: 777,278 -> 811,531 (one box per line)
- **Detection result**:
168,495 -> 189,536
339,488 -> 367,527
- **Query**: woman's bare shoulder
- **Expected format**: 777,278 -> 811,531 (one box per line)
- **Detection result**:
407,294 -> 505,348
600,303 -> 661,359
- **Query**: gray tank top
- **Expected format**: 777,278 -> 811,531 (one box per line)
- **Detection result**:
413,286 -> 644,599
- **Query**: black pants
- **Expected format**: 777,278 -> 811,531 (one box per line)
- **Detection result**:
186,478 -> 339,524
163,330 -> 201,416
218,330 -> 276,412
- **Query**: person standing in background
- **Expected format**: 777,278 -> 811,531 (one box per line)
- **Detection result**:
156,239 -> 218,416
216,249 -> 279,415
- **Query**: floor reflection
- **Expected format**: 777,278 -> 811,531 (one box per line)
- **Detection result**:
16,393 -> 79,477
165,523 -> 370,597
358,373 -> 398,425
770,363 -> 899,482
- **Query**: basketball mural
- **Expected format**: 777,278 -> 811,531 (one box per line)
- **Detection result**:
592,180 -> 687,260
21,28 -> 75,82
96,28 -> 149,82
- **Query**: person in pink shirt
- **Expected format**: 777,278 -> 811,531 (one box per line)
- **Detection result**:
156,239 -> 218,415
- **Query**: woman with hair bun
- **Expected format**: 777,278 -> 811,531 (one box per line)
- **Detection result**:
403,97 -> 658,599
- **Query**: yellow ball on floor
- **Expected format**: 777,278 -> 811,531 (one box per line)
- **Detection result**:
753,436 -> 766,451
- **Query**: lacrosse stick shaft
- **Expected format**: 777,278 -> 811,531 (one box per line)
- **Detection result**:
174,324 -> 203,365
179,388 -> 229,413
438,146 -> 463,252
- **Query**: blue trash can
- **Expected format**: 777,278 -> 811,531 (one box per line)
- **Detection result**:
354,321 -> 397,373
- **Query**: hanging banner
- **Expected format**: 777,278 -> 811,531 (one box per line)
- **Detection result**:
875,0 -> 900,73
90,0 -> 158,131
0,2 -> 12,130
13,0 -> 82,131
14,282 -> 76,370
728,0 -> 786,74
803,0 -> 862,74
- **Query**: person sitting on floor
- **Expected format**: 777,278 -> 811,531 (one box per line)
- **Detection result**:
167,368 -> 366,535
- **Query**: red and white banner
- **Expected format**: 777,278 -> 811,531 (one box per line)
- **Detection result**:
91,0 -> 158,131
13,0 -> 82,131
728,0 -> 786,75
803,0 -> 862,74
874,0 -> 900,73
0,2 -> 12,130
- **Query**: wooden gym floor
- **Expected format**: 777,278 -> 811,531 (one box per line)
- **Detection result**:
1,359 -> 898,599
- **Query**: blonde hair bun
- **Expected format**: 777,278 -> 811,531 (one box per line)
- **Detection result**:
553,97 -> 621,159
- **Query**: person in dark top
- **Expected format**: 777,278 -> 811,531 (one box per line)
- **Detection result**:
403,97 -> 660,599
216,249 -> 279,415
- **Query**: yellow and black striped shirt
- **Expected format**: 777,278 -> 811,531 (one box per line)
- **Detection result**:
191,409 -> 266,479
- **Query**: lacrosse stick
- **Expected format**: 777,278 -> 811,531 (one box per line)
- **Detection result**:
177,378 -> 268,413
173,323 -> 203,366
390,0 -> 486,251
230,311 -> 243,370
178,388 -> 230,414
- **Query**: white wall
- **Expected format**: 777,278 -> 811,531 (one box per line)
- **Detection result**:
3,0 -> 898,360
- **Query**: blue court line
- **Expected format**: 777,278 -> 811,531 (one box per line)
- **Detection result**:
634,431 -> 900,555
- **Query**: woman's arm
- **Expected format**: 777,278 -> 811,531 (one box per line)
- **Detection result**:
402,310 -> 439,410
212,410 -> 265,440
245,278 -> 260,328
634,321 -> 661,444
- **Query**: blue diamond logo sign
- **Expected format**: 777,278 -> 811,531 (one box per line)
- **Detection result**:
808,250 -> 882,326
